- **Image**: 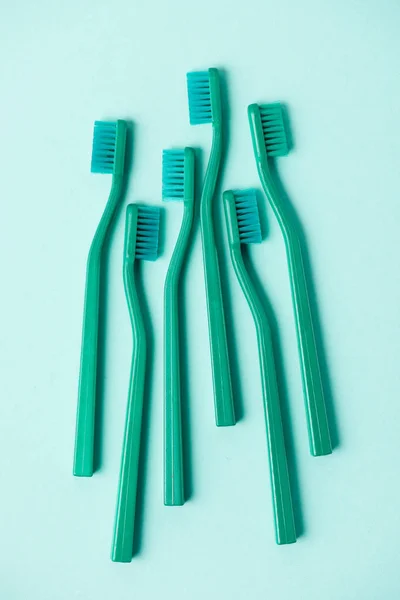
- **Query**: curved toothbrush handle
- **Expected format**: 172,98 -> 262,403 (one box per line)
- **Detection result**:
164,201 -> 194,506
74,177 -> 123,477
112,232 -> 147,563
231,246 -> 296,544
255,157 -> 331,457
201,125 -> 235,426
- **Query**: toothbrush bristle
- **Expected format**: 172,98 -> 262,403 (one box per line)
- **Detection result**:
233,189 -> 262,244
91,121 -> 118,174
187,71 -> 212,125
259,104 -> 289,157
162,149 -> 185,200
135,206 -> 161,261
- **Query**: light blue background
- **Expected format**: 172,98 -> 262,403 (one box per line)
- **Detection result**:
1,1 -> 400,598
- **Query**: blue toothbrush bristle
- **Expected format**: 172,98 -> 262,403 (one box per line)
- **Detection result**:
91,121 -> 117,174
259,104 -> 289,157
187,71 -> 212,125
135,206 -> 161,261
233,189 -> 262,244
162,149 -> 185,200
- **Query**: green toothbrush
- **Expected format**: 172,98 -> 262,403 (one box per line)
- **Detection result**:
112,204 -> 160,563
187,68 -> 235,427
223,188 -> 296,545
74,120 -> 127,477
162,148 -> 195,506
248,103 -> 331,457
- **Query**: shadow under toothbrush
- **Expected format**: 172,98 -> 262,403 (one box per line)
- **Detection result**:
242,224 -> 305,539
94,120 -> 135,474
267,135 -> 340,451
212,67 -> 246,423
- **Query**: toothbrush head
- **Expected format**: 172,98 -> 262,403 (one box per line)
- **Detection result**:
223,189 -> 262,246
232,189 -> 262,244
90,120 -> 127,176
248,103 -> 289,159
135,205 -> 161,261
187,68 -> 222,126
162,148 -> 195,202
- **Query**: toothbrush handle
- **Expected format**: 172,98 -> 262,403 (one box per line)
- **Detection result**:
164,285 -> 184,506
74,177 -> 123,477
164,202 -> 194,506
257,161 -> 331,457
201,126 -> 235,426
201,228 -> 235,427
112,265 -> 146,563
258,323 -> 296,544
230,245 -> 295,544
286,236 -> 331,456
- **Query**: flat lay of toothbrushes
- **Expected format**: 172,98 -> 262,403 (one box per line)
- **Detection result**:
73,67 -> 334,562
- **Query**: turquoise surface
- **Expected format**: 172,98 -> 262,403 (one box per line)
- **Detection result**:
1,0 -> 400,597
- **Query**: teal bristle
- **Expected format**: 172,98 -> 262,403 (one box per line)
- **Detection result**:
91,121 -> 118,174
135,206 -> 161,261
259,104 -> 289,157
162,150 -> 185,200
233,190 -> 262,244
187,71 -> 212,125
